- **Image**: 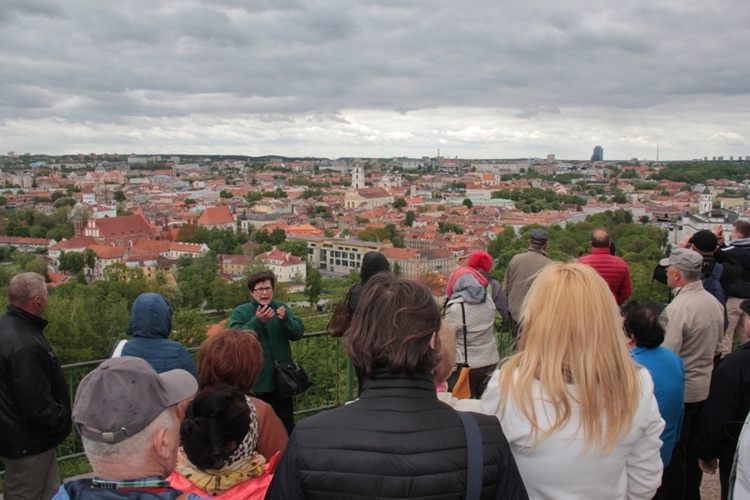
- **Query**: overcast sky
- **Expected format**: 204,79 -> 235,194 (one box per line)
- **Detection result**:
1,1 -> 749,161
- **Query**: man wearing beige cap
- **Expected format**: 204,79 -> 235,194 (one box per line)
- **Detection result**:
53,357 -> 198,499
658,247 -> 725,500
503,228 -> 552,339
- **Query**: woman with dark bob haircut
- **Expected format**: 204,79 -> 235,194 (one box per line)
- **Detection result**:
266,273 -> 528,500
229,270 -> 305,436
622,302 -> 685,472
196,329 -> 288,459
168,383 -> 275,498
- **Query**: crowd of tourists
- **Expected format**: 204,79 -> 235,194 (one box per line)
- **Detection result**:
2,221 -> 750,499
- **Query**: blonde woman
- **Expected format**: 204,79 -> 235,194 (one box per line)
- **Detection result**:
481,263 -> 665,500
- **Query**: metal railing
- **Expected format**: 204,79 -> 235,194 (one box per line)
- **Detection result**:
1,324 -> 515,477
0,330 -> 354,476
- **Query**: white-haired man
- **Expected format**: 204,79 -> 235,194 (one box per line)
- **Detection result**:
658,248 -> 725,500
53,357 -> 198,499
0,272 -> 71,500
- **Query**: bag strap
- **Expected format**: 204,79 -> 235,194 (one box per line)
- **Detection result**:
460,302 -> 469,364
262,330 -> 278,363
111,339 -> 128,358
458,411 -> 483,500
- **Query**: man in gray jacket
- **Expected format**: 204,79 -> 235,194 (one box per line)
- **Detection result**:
503,228 -> 551,339
658,247 -> 725,500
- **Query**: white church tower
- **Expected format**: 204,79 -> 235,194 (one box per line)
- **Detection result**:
699,186 -> 713,214
351,166 -> 365,190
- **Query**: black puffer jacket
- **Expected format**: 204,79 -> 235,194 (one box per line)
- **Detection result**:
0,305 -> 71,458
266,369 -> 528,500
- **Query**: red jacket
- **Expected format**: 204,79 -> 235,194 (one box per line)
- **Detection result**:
579,247 -> 633,305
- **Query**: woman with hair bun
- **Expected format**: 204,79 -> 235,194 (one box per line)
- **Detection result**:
168,384 -> 274,499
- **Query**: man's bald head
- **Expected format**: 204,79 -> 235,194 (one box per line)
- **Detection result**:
591,228 -> 611,248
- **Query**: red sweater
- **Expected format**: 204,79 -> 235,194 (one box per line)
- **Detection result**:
578,247 -> 633,305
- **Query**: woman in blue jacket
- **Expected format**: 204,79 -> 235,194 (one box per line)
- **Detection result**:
111,292 -> 197,378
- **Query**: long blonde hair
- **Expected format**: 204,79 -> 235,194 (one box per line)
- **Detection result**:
495,262 -> 640,452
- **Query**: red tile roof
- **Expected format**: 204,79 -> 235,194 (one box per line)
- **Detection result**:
51,236 -> 98,250
95,214 -> 153,238
197,206 -> 235,226
88,244 -> 127,259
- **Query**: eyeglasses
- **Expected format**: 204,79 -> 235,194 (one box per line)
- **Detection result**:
253,287 -> 273,293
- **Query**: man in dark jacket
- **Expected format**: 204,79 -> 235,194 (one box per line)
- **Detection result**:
267,274 -> 528,500
0,272 -> 71,500
715,221 -> 750,355
578,228 -> 633,305
348,250 -> 390,312
114,292 -> 197,377
695,299 -> 750,500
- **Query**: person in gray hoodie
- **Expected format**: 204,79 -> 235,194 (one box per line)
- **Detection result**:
111,292 -> 197,378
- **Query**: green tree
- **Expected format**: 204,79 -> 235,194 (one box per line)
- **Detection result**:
437,222 -> 463,235
113,190 -> 126,202
171,308 -> 208,348
358,227 -> 392,242
53,197 -> 76,208
304,267 -> 323,306
59,251 -> 86,275
24,257 -> 49,279
393,198 -> 407,210
269,228 -> 286,245
205,277 -> 233,313
404,210 -> 415,227
278,240 -> 309,259
462,198 -> 473,209
80,247 -> 95,267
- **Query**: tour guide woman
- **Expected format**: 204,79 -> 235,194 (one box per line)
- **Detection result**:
229,271 -> 305,435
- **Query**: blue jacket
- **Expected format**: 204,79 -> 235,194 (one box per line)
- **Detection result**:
54,478 -> 198,499
112,293 -> 197,378
630,346 -> 685,466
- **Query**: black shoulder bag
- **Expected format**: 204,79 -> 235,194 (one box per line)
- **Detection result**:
264,330 -> 312,398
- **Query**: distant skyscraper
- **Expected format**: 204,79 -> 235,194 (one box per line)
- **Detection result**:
591,146 -> 603,162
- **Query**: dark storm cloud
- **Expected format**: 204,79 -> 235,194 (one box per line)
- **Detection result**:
0,0 -> 749,158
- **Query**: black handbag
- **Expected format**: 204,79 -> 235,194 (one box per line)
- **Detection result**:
264,331 -> 312,397
275,358 -> 313,397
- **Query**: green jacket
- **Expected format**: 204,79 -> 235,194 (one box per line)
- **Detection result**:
229,299 -> 305,393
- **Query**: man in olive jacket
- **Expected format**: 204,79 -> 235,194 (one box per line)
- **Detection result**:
0,272 -> 71,500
